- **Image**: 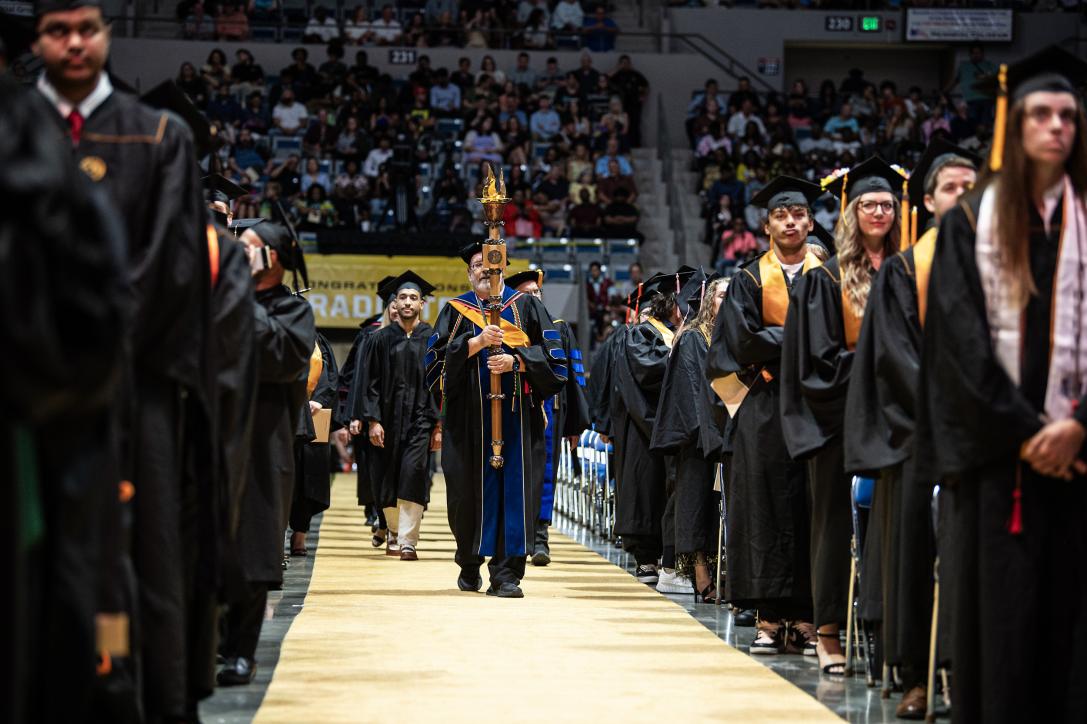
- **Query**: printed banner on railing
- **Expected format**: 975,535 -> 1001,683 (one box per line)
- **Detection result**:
303,254 -> 472,328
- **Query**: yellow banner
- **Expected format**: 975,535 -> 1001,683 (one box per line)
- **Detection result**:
303,254 -> 471,328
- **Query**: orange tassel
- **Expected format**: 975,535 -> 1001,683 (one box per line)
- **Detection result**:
840,171 -> 848,219
910,206 -> 918,247
990,64 -> 1008,172
900,177 -> 910,252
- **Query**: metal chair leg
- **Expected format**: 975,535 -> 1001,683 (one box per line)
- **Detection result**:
925,571 -> 940,723
844,550 -> 858,676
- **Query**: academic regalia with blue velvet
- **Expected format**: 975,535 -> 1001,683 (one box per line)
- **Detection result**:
538,320 -> 589,524
427,286 -> 566,583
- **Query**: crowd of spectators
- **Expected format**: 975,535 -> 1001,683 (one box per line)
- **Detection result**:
691,45 -> 1002,274
181,43 -> 649,237
667,0 -> 1076,8
179,0 -> 622,51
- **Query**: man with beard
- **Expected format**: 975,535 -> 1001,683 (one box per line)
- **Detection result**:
219,220 -> 315,686
355,272 -> 438,561
707,177 -> 825,656
33,0 -> 209,717
426,242 -> 566,597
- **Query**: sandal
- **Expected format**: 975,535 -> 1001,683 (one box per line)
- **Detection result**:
372,528 -> 387,548
816,631 -> 847,676
692,585 -> 716,604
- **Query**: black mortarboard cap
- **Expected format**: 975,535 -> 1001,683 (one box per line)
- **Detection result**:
973,45 -> 1087,102
751,175 -> 823,210
375,275 -> 395,303
639,272 -> 672,300
505,268 -> 546,289
822,156 -> 907,202
34,0 -> 100,17
378,271 -> 435,301
203,173 -> 248,203
140,80 -> 216,157
458,240 -> 510,266
685,272 -> 722,312
676,266 -> 708,318
228,217 -> 263,236
808,219 -> 835,249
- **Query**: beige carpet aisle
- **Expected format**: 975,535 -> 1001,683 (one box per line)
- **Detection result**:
253,473 -> 840,723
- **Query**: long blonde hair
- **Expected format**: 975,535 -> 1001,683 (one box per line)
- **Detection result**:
835,196 -> 900,313
677,278 -> 727,343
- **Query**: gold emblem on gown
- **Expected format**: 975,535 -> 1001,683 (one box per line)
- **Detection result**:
79,156 -> 107,182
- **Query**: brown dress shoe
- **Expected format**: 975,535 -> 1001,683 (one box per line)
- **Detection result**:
895,685 -> 926,720
400,546 -> 418,561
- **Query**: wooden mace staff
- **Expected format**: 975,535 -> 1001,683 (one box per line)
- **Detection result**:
479,163 -> 510,469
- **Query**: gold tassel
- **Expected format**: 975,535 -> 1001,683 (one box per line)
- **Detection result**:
911,206 -> 918,247
990,64 -> 1008,172
840,171 -> 848,218
900,177 -> 910,251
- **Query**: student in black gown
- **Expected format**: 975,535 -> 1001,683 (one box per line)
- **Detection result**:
357,272 -> 438,561
289,333 -> 339,557
843,140 -> 977,718
781,156 -> 904,676
506,269 -> 590,567
219,221 -> 316,686
610,274 -> 679,585
917,46 -> 1087,723
426,242 -> 566,598
34,0 -> 212,715
651,277 -> 728,602
709,177 -> 827,656
1,77 -> 128,723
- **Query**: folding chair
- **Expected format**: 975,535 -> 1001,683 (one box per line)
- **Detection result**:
926,485 -> 950,723
715,462 -> 726,606
844,475 -> 878,683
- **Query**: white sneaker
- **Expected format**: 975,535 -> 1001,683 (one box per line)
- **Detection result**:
655,568 -> 694,594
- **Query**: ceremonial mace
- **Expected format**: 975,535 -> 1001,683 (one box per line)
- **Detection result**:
479,163 -> 510,469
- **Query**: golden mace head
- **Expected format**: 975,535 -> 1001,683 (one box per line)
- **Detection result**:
478,162 -> 510,223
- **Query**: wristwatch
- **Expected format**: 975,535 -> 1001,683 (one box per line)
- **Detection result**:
511,355 -> 521,372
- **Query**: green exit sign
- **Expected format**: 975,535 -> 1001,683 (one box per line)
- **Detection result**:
860,15 -> 881,32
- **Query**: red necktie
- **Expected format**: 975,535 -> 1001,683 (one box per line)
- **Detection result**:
67,109 -> 84,146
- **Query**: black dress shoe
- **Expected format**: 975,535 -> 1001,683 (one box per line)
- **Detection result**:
733,608 -> 757,627
485,581 -> 525,598
217,656 -> 257,686
457,572 -> 483,592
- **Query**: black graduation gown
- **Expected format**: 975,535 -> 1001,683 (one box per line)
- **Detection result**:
611,321 -> 670,542
588,326 -> 625,436
237,285 -> 316,584
844,245 -> 934,680
361,322 -> 436,507
780,256 -> 855,627
1,83 -> 128,721
536,319 -> 590,524
711,259 -> 811,608
291,334 -> 339,531
345,322 -> 381,506
40,86 -> 212,719
650,330 -> 726,554
427,286 -> 566,573
917,195 -> 1087,724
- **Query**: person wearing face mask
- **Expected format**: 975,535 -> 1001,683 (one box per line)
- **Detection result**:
351,272 -> 438,562
843,140 -> 978,719
425,242 -> 567,598
918,46 -> 1087,723
781,156 -> 906,678
219,220 -> 315,686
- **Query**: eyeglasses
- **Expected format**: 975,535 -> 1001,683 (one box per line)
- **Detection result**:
468,262 -> 486,271
40,21 -> 106,40
857,200 -> 895,215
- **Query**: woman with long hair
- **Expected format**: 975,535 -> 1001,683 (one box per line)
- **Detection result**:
780,156 -> 904,676
918,46 -> 1087,722
650,276 -> 728,601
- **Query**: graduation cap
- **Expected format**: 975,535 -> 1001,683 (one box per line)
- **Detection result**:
906,139 -> 981,239
676,266 -> 708,319
457,240 -> 510,266
203,173 -> 248,204
228,217 -> 263,238
375,274 -> 396,304
751,175 -> 824,210
377,271 -> 435,302
973,45 -> 1087,173
34,0 -> 100,16
505,268 -> 545,290
249,220 -> 308,292
805,220 -> 834,251
684,272 -> 722,315
822,156 -> 909,229
140,80 -> 217,157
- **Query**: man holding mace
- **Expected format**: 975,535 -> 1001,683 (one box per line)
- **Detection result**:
426,165 -> 568,598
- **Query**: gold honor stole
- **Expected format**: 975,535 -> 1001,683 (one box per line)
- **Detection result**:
911,226 -> 938,329
306,342 -> 324,397
448,298 -> 530,348
817,264 -> 863,351
648,317 -> 675,349
757,247 -> 824,327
